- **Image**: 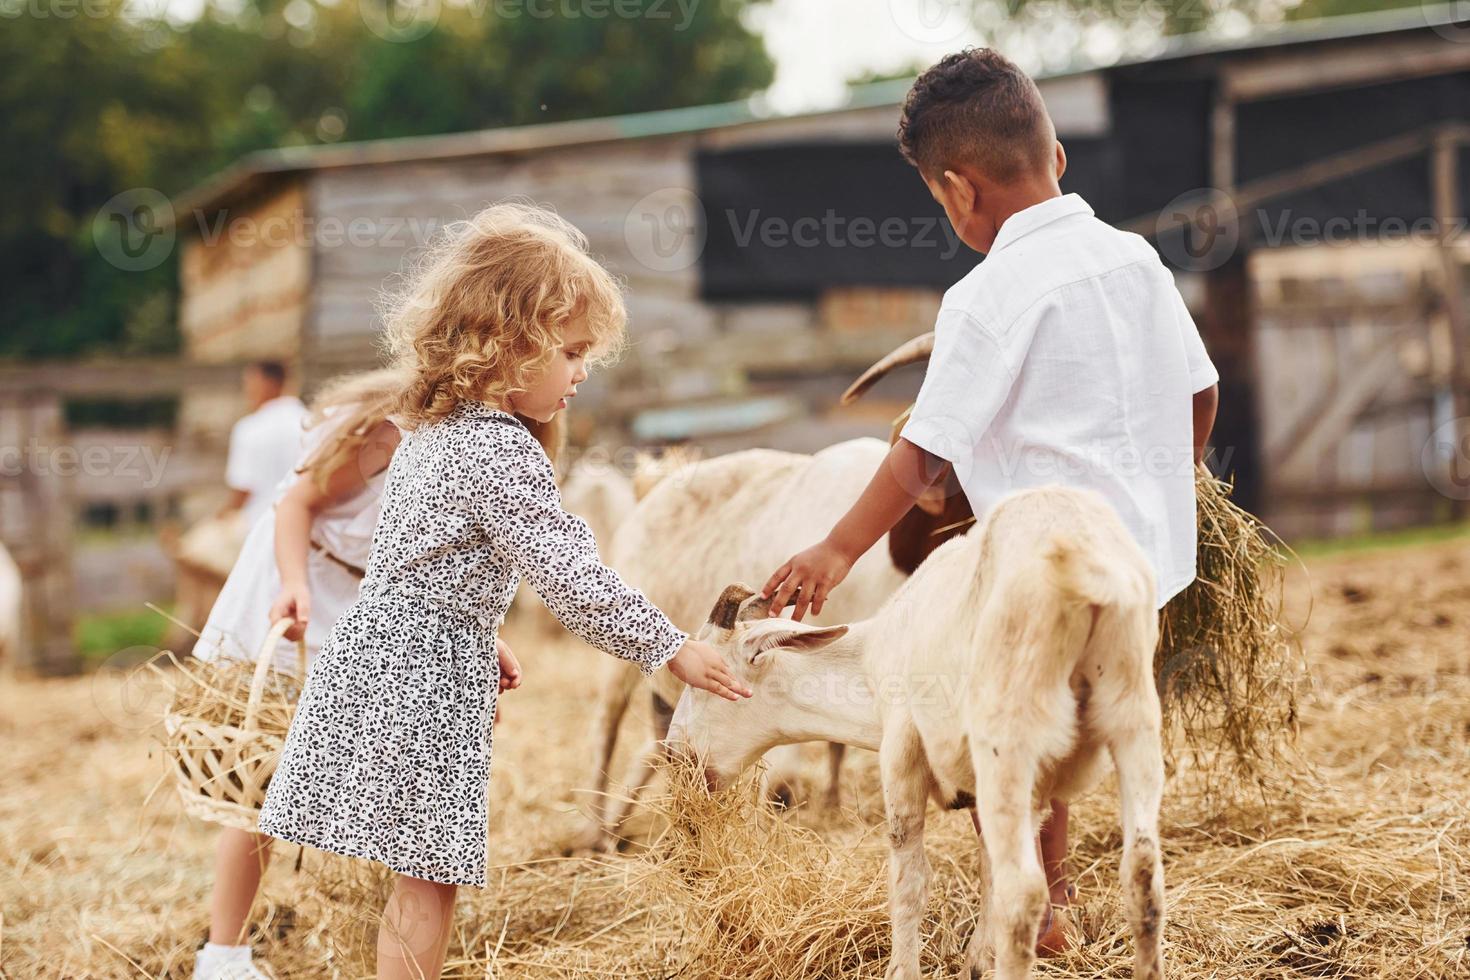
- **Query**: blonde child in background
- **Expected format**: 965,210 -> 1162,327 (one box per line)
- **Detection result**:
190,368 -> 537,980
256,203 -> 749,980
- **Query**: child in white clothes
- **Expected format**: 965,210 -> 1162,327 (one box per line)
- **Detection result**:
256,203 -> 748,980
761,49 -> 1220,957
191,368 -> 399,979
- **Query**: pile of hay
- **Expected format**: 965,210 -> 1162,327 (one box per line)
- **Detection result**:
6,531 -> 1468,979
148,650 -> 305,734
1158,468 -> 1305,785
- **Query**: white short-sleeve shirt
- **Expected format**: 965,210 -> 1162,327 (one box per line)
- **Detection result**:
900,193 -> 1219,608
225,395 -> 308,528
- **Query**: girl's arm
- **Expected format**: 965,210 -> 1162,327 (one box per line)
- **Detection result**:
473,429 -> 748,699
270,420 -> 400,640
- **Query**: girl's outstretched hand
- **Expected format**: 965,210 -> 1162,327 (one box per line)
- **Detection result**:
496,637 -> 522,693
667,639 -> 752,702
269,582 -> 312,641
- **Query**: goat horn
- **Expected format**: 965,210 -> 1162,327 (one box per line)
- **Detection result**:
840,332 -> 935,405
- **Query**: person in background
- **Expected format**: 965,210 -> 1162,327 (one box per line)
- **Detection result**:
221,361 -> 308,528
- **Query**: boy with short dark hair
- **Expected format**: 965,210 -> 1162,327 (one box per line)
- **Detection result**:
761,48 -> 1219,954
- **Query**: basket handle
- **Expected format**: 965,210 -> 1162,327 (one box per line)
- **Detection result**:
244,617 -> 308,732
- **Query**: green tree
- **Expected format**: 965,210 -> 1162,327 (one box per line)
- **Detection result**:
0,0 -> 773,359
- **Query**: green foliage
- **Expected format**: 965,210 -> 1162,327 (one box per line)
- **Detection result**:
1,0 -> 774,360
74,604 -> 172,665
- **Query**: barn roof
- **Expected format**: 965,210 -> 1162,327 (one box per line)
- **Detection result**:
173,2 -> 1468,221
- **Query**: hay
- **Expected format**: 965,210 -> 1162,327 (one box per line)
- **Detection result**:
149,652 -> 305,735
4,538 -> 1467,978
1157,468 -> 1306,786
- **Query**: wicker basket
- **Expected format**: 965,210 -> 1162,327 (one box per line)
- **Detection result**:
162,617 -> 307,831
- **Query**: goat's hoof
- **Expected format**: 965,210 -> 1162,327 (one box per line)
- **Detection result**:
961,945 -> 990,979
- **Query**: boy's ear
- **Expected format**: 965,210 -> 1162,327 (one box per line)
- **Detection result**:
1054,140 -> 1067,181
941,169 -> 977,213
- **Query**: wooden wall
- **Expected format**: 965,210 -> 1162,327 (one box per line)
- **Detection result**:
301,107 -> 942,450
179,182 -> 312,366
1251,241 -> 1462,538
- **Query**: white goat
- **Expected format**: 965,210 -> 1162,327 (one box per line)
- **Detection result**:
0,542 -> 21,667
668,486 -> 1165,980
573,438 -> 910,852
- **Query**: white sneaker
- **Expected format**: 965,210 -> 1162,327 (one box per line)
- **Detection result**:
193,953 -> 275,980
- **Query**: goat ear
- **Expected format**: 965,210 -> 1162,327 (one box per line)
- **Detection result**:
782,624 -> 849,652
749,624 -> 850,665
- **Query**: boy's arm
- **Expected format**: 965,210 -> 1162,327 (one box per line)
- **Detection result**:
761,437 -> 947,621
1193,384 -> 1219,465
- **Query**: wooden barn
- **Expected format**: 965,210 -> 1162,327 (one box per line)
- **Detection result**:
173,4 -> 1470,541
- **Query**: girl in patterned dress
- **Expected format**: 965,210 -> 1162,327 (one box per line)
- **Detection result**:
191,368 -> 403,980
256,203 -> 750,980
191,369 -> 555,980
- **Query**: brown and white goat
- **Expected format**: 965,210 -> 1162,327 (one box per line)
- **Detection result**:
667,486 -> 1166,980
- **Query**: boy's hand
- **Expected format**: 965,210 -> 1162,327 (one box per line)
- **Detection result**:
496,637 -> 523,694
667,639 -> 752,702
762,538 -> 854,622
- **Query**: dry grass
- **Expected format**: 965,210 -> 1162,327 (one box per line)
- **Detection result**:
1,536 -> 1468,978
1157,469 -> 1305,790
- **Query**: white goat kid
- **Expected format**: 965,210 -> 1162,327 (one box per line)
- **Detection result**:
573,438 -> 909,852
0,542 -> 21,667
668,486 -> 1166,980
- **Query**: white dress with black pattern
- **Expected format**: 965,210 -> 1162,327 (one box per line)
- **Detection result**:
257,399 -> 687,886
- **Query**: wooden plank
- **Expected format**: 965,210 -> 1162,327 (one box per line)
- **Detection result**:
1,394 -> 78,675
0,359 -> 241,397
1223,33 -> 1470,102
1265,323 -> 1409,475
1431,133 -> 1470,517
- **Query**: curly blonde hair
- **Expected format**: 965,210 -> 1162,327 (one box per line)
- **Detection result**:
377,202 -> 628,433
300,364 -> 568,485
298,366 -> 409,492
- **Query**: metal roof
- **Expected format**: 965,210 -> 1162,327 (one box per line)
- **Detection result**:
173,2 -> 1467,219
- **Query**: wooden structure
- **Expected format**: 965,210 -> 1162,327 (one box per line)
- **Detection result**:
0,360 -> 242,674
164,2 -> 1465,539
